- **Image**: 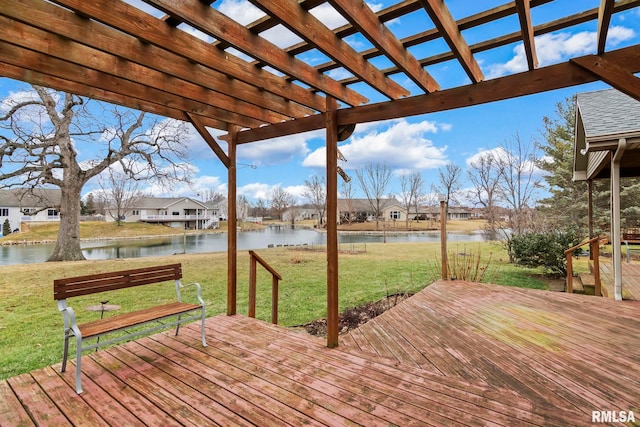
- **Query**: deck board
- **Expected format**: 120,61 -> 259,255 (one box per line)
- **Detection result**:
1,280 -> 639,426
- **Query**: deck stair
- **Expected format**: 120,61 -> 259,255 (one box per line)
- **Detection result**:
578,272 -> 596,295
571,275 -> 585,294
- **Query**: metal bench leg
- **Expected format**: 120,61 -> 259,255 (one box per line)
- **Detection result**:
61,334 -> 69,373
75,334 -> 83,394
201,309 -> 207,347
175,314 -> 181,336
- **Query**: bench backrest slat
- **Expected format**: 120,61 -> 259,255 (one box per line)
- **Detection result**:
54,264 -> 182,300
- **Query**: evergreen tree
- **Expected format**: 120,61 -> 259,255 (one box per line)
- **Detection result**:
536,96 -> 608,234
2,219 -> 11,236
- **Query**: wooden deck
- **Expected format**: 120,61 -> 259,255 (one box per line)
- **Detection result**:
599,259 -> 640,300
2,281 -> 639,426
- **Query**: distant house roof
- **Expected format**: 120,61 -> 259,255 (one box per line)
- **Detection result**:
135,197 -> 207,209
574,89 -> 640,181
337,198 -> 402,212
0,188 -> 61,207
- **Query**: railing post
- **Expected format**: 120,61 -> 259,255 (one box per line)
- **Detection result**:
249,255 -> 257,318
272,275 -> 279,325
592,240 -> 601,296
566,252 -> 573,293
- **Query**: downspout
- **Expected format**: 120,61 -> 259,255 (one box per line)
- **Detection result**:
611,138 -> 627,301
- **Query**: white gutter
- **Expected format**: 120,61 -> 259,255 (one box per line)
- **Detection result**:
611,138 -> 627,301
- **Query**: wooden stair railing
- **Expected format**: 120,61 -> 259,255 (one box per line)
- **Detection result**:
565,236 -> 602,296
249,250 -> 282,324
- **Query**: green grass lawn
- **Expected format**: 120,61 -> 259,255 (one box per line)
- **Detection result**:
0,240 -> 581,380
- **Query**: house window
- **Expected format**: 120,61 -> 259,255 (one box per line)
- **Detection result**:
132,210 -> 140,216
172,211 -> 180,216
22,208 -> 33,214
0,208 -> 8,216
389,211 -> 401,220
48,209 -> 59,217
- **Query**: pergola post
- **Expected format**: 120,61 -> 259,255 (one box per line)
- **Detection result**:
227,126 -> 238,315
326,96 -> 339,348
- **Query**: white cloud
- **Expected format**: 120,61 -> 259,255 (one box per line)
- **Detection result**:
217,0 -> 264,25
485,26 -> 636,79
237,131 -> 318,166
259,25 -> 304,49
303,119 -> 449,170
238,182 -> 272,200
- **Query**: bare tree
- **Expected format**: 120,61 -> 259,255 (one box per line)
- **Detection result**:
0,86 -> 192,261
467,152 -> 502,231
98,165 -> 143,226
356,163 -> 392,228
237,194 -> 250,223
303,175 -> 326,226
340,178 -> 356,224
434,161 -> 464,216
270,186 -> 294,220
399,172 -> 424,228
488,134 -> 543,261
251,198 -> 269,219
497,133 -> 541,236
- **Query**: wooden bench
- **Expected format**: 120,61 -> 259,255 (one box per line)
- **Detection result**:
54,263 -> 207,394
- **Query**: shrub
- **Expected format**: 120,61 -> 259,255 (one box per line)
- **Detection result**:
511,227 -> 582,277
2,219 -> 11,237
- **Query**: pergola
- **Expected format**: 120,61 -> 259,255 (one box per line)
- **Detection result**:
2,0 -> 640,346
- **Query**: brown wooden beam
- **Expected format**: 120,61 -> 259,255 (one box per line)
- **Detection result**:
515,0 -> 539,70
10,17 -> 285,124
597,0 -> 615,54
328,0 -> 440,93
145,0 -> 366,107
326,96 -> 339,348
571,55 -> 640,102
49,0 -> 327,112
249,0 -> 406,100
232,44 -> 640,143
227,126 -> 238,316
0,41 -> 263,128
331,0 -> 640,86
418,0 -> 484,83
0,61 -> 228,128
0,0 -> 315,121
186,113 -> 230,168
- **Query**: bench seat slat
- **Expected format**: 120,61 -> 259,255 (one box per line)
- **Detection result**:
79,302 -> 201,339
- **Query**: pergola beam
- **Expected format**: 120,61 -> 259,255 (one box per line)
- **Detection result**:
0,41 -> 265,128
48,0 -> 328,112
597,0 -> 616,54
232,44 -> 640,143
571,55 -> 640,102
328,0 -> 440,93
418,0 -> 484,83
248,0 -> 408,100
0,0 -> 315,120
515,0 -> 539,70
144,0 -> 366,107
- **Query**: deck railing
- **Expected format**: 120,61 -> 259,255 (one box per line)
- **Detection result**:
248,250 -> 282,324
565,236 -> 602,296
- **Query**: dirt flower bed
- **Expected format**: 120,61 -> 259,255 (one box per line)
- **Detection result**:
302,292 -> 414,336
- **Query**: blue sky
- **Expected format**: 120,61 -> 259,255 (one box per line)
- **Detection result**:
1,1 -> 639,205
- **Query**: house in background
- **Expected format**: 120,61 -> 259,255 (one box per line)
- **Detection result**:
104,196 -> 220,230
338,198 -> 407,223
0,188 -> 61,235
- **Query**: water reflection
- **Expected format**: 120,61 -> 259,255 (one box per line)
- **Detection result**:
1,226 -> 488,266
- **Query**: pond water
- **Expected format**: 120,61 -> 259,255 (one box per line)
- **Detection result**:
0,226 -> 488,266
